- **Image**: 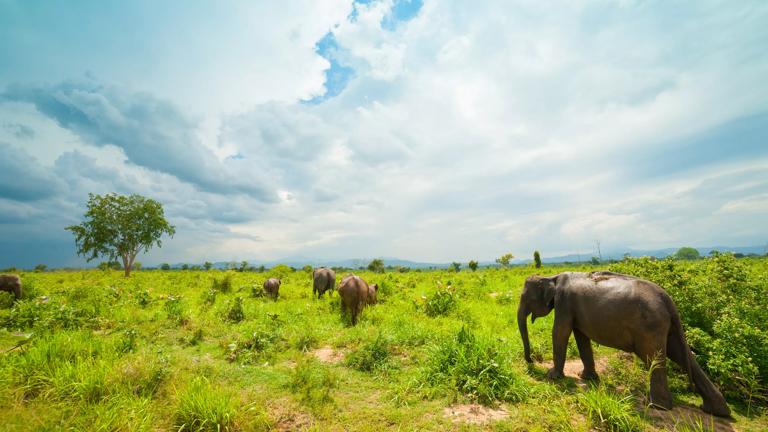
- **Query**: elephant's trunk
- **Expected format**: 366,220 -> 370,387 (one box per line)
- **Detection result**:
518,302 -> 532,363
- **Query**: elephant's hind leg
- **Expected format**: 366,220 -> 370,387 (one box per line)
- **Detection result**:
667,336 -> 731,417
637,338 -> 673,410
573,329 -> 598,380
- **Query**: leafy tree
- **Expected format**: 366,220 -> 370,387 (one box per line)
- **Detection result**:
450,262 -> 461,272
160,263 -> 171,271
533,251 -> 542,269
181,264 -> 189,271
368,258 -> 385,273
257,265 -> 266,273
66,193 -> 175,277
203,261 -> 213,271
468,260 -> 479,272
495,253 -> 514,268
34,264 -> 47,272
239,261 -> 249,272
590,256 -> 600,265
302,265 -> 313,273
675,247 -> 701,260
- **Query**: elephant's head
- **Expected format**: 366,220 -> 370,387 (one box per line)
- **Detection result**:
518,275 -> 558,363
368,284 -> 378,304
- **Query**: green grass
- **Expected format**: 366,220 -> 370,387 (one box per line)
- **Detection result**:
0,260 -> 766,430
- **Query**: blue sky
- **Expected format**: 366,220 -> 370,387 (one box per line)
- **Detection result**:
1,0 -> 767,268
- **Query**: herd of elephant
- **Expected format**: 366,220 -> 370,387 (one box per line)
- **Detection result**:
262,267 -> 378,325
0,268 -> 732,417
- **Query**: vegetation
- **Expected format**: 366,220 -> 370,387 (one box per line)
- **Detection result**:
367,258 -> 385,273
675,246 -> 701,260
0,257 -> 766,430
533,250 -> 542,268
468,260 -> 478,272
65,193 -> 175,277
495,252 -> 514,268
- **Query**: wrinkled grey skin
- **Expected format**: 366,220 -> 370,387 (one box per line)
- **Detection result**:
263,278 -> 280,300
337,274 -> 377,325
518,271 -> 730,417
312,267 -> 336,298
0,274 -> 22,299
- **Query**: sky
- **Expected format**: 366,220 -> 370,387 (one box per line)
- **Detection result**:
1,0 -> 767,268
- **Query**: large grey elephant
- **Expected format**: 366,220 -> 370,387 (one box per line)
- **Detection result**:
517,271 -> 730,417
263,278 -> 280,300
338,274 -> 377,325
312,267 -> 336,298
0,274 -> 22,299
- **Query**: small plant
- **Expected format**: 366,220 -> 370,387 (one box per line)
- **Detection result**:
287,357 -> 337,411
201,288 -> 217,306
182,328 -> 204,346
423,283 -> 457,317
495,291 -> 516,305
250,284 -> 265,298
136,289 -> 151,307
175,376 -> 238,432
346,333 -> 395,372
293,331 -> 318,352
164,295 -> 188,325
212,274 -> 233,293
119,328 -> 139,353
0,291 -> 15,309
421,326 -> 528,404
577,386 -> 643,432
225,297 -> 245,323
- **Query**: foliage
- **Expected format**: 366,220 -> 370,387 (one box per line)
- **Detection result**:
675,247 -> 701,260
495,253 -> 514,268
533,250 -> 542,268
421,326 -> 528,404
203,262 -> 213,271
577,386 -> 643,432
450,262 -> 461,272
161,263 -> 171,270
421,283 -> 457,317
211,274 -> 233,293
34,264 -> 47,272
174,376 -> 237,432
65,193 -> 175,277
468,260 -> 479,271
610,254 -> 768,403
345,333 -> 395,372
367,258 -> 385,273
225,297 -> 245,323
287,357 -> 337,411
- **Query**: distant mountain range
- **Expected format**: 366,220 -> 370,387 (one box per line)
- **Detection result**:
165,245 -> 767,270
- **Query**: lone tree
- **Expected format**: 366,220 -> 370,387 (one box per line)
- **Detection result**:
450,262 -> 461,272
533,250 -> 542,268
675,247 -> 701,260
495,253 -> 514,268
66,193 -> 175,277
468,260 -> 479,272
367,258 -> 385,273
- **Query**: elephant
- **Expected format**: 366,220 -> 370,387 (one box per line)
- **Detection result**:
517,271 -> 730,417
337,274 -> 378,325
263,278 -> 280,299
0,274 -> 22,299
312,267 -> 336,298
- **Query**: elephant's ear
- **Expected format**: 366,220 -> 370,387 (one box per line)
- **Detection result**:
543,275 -> 559,309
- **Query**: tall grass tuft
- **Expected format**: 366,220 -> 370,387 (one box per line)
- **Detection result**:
287,357 -> 337,411
421,326 -> 528,404
345,333 -> 395,372
175,376 -> 238,432
577,386 -> 643,432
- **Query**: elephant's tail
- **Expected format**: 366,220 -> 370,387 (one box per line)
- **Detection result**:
663,293 -> 694,387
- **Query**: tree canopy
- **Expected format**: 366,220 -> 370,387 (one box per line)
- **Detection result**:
66,193 -> 175,277
675,246 -> 701,260
495,253 -> 514,268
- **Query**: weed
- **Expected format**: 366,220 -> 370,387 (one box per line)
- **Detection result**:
345,333 -> 395,372
175,376 -> 238,432
212,274 -> 233,293
577,386 -> 643,432
225,297 -> 245,323
422,282 -> 457,317
287,357 -> 337,411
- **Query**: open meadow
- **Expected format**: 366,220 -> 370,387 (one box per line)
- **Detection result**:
1,254 -> 766,431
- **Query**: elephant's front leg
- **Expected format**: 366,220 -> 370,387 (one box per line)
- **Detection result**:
573,328 -> 599,381
547,315 -> 573,380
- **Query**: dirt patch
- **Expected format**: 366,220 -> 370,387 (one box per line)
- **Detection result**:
540,356 -> 611,388
268,398 -> 313,431
311,346 -> 344,363
443,403 -> 509,424
644,403 -> 735,432
488,292 -> 500,298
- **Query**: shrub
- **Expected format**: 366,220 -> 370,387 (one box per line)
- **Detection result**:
533,250 -> 542,268
225,297 -> 245,323
201,288 -> 217,306
164,295 -> 188,326
287,357 -> 337,411
346,333 -> 395,372
175,376 -> 237,432
577,386 -> 643,432
211,274 -> 233,293
0,291 -> 15,309
421,326 -> 528,404
423,283 -> 457,317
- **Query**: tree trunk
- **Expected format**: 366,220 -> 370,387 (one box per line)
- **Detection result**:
123,254 -> 131,277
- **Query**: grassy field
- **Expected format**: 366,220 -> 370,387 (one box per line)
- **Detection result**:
1,258 -> 766,431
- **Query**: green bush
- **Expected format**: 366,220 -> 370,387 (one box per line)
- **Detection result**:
610,254 -> 768,404
345,333 -> 395,372
225,297 -> 245,323
421,326 -> 528,404
422,283 -> 457,317
175,376 -> 237,432
577,386 -> 643,432
287,357 -> 337,411
211,274 -> 233,293
164,295 -> 188,326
